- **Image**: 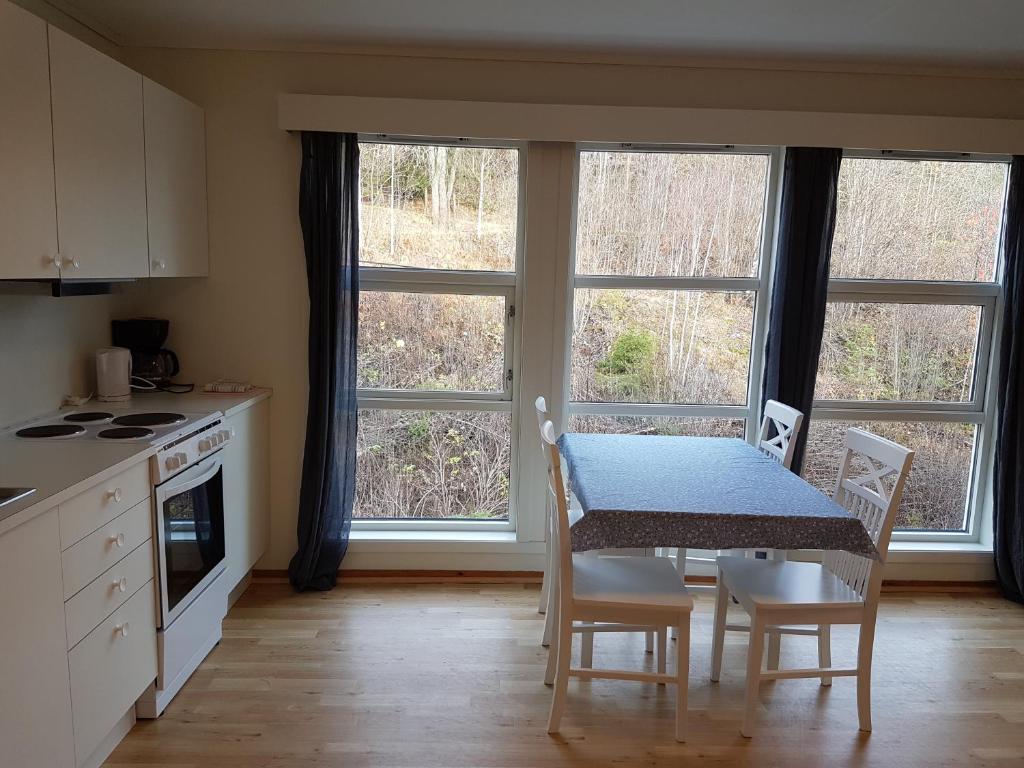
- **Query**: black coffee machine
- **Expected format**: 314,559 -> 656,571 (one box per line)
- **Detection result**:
111,318 -> 185,389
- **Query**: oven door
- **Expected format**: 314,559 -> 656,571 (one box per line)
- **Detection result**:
154,451 -> 227,628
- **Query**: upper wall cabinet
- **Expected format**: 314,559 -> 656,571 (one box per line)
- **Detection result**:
144,79 -> 209,277
0,1 -> 59,278
49,26 -> 149,279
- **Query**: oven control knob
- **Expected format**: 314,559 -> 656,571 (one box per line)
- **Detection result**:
165,455 -> 180,471
199,438 -> 212,452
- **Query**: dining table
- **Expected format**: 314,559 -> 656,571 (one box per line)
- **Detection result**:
557,433 -> 880,560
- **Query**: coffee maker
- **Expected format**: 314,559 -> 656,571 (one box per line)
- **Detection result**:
111,318 -> 183,389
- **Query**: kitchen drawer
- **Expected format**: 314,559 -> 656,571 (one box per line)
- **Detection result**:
68,582 -> 157,767
62,499 -> 152,599
60,461 -> 150,549
65,540 -> 155,649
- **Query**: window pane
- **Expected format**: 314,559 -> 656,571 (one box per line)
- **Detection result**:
575,151 -> 769,277
356,410 -> 511,520
817,302 -> 981,402
359,143 -> 519,271
802,420 -> 974,532
572,289 -> 753,405
358,292 -> 505,392
831,158 -> 1007,282
568,414 -> 745,438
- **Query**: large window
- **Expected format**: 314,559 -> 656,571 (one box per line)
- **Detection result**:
355,138 -> 522,526
568,145 -> 778,438
803,152 -> 1009,537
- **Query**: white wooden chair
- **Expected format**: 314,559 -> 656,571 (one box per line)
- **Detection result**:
535,396 -> 656,660
540,420 -> 694,742
710,427 -> 914,737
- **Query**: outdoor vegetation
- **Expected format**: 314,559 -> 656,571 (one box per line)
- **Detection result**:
354,143 -> 518,520
354,143 -> 1006,532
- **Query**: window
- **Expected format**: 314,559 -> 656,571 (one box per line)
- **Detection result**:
355,138 -> 522,526
807,151 -> 1010,538
569,145 -> 778,439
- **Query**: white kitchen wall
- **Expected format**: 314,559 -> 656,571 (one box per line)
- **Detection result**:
118,45 -> 1024,571
0,291 -> 129,425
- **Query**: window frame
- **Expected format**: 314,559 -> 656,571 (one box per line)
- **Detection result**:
353,134 -> 526,531
811,148 -> 1012,542
567,143 -> 783,443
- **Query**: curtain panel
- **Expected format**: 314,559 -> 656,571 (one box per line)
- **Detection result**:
995,155 -> 1024,605
761,147 -> 843,474
288,132 -> 359,592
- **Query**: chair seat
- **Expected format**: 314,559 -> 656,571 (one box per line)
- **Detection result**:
573,554 -> 693,612
717,556 -> 863,611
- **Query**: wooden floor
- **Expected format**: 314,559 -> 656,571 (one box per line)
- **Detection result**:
106,581 -> 1024,767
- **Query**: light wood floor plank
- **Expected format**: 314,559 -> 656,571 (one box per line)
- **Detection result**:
105,582 -> 1024,767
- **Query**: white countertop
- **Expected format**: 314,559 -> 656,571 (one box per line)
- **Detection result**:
0,388 -> 271,536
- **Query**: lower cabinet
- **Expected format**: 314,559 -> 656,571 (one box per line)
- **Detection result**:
223,399 -> 270,591
68,582 -> 158,766
0,509 -> 76,768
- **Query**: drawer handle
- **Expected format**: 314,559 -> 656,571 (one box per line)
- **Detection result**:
114,622 -> 130,639
112,576 -> 128,593
109,532 -> 126,548
107,487 -> 124,503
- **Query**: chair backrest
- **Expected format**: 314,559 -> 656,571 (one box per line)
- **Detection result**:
540,420 -> 574,600
822,427 -> 914,600
757,400 -> 804,469
534,396 -> 549,452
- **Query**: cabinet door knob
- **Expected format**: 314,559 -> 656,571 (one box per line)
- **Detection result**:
62,255 -> 80,270
107,487 -> 123,503
49,254 -> 61,269
109,532 -> 126,548
112,576 -> 128,593
152,260 -> 166,271
114,622 -> 130,639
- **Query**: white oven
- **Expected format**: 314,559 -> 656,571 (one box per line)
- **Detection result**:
153,451 -> 226,626
138,418 -> 233,719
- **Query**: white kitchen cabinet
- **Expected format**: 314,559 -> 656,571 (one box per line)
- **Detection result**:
49,26 -> 149,279
144,78 -> 209,277
0,0 -> 59,278
223,400 -> 270,590
0,509 -> 76,768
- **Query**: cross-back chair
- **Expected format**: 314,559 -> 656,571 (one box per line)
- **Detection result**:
710,427 -> 914,737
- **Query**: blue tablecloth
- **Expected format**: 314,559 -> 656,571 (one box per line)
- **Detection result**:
557,434 -> 879,560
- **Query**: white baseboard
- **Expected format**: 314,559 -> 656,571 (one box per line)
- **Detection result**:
80,708 -> 133,768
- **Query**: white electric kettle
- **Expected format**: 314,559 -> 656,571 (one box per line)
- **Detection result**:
96,347 -> 132,402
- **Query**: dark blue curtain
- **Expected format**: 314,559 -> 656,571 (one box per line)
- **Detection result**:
761,147 -> 843,474
995,155 -> 1024,605
288,132 -> 359,592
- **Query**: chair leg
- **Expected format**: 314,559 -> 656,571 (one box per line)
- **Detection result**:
710,575 -> 729,682
541,591 -> 554,647
541,534 -> 557,647
581,625 -> 594,668
538,543 -> 549,615
818,624 -> 832,686
670,548 -> 686,640
543,577 -> 560,686
657,626 -> 667,683
675,614 -> 690,743
857,617 -> 877,732
766,630 -> 781,671
741,615 -> 765,738
645,629 -> 654,653
547,611 -> 574,735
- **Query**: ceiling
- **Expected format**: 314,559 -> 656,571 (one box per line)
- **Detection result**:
47,0 -> 1024,69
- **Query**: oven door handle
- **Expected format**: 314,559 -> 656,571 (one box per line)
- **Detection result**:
158,453 -> 222,498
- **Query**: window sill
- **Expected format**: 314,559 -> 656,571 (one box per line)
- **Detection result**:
349,529 -> 521,545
